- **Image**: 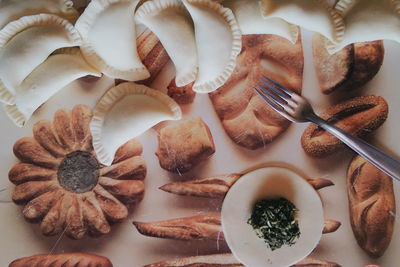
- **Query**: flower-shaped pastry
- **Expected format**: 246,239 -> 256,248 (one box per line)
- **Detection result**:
8,105 -> 146,239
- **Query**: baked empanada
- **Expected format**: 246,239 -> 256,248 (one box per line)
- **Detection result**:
90,82 -> 181,166
5,48 -> 101,127
182,0 -> 242,93
136,0 -> 197,87
260,0 -> 344,45
76,0 -> 149,81
0,14 -> 82,104
223,0 -> 298,43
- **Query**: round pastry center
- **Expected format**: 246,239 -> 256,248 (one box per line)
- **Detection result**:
58,151 -> 100,193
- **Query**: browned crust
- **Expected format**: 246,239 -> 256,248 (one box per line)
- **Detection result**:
322,219 -> 342,234
313,34 -> 384,94
9,253 -> 113,267
156,118 -> 215,173
301,95 -> 388,157
167,78 -> 196,104
347,155 -> 395,258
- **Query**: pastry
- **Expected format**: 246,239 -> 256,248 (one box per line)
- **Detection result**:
329,0 -> 400,53
145,254 -> 340,267
182,0 -> 242,93
90,82 -> 181,166
347,155 -> 395,258
0,14 -> 82,104
137,28 -> 171,86
75,0 -> 149,81
222,0 -> 298,43
9,105 -> 146,239
155,117 -> 215,173
313,33 -> 384,94
134,213 -> 339,241
0,0 -> 79,29
209,34 -> 303,149
160,174 -> 333,198
260,0 -> 345,45
9,253 -> 112,267
301,95 -> 388,157
167,78 -> 196,104
133,214 -> 223,241
136,0 -> 198,87
5,48 -> 101,127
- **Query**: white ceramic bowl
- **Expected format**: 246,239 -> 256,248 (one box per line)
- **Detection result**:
221,166 -> 324,267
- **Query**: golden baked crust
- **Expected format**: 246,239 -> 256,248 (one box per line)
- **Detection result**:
167,78 -> 196,104
9,253 -> 112,267
156,118 -> 215,173
9,105 -> 146,239
209,33 -> 303,149
313,34 -> 384,94
347,156 -> 395,258
301,95 -> 388,157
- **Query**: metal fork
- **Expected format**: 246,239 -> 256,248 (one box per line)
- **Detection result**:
255,75 -> 400,182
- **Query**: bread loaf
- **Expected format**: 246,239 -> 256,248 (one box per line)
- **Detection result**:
347,155 -> 395,257
9,253 -> 112,267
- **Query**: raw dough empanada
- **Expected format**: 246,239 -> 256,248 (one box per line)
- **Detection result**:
76,0 -> 149,81
4,48 -> 101,127
222,0 -> 298,43
0,14 -> 82,104
329,0 -> 400,53
90,82 -> 181,166
260,0 -> 344,45
0,0 -> 79,29
136,0 -> 197,87
182,0 -> 242,93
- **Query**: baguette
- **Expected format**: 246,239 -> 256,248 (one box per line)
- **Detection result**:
145,254 -> 340,267
9,253 -> 112,267
160,175 -> 333,198
347,155 -> 395,258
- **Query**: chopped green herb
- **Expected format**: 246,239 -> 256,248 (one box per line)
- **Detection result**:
247,197 -> 300,251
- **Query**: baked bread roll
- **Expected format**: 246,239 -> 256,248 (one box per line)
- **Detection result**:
301,95 -> 388,157
313,34 -> 384,94
209,33 -> 303,149
156,118 -> 215,173
9,253 -> 112,267
347,155 -> 396,258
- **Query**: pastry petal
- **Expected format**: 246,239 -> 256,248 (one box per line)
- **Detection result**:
81,193 -> 111,235
32,120 -> 68,157
113,139 -> 143,164
8,163 -> 56,185
71,104 -> 95,152
13,137 -> 61,168
12,180 -> 59,204
98,177 -> 145,204
0,14 -> 82,104
0,0 -> 79,29
260,0 -> 344,45
22,189 -> 64,221
136,0 -> 198,86
222,0 -> 298,43
182,0 -> 242,93
329,0 -> 400,53
93,185 -> 128,221
100,156 -> 146,180
90,82 -> 181,166
53,108 -> 76,151
76,0 -> 149,80
65,196 -> 87,239
4,49 -> 100,126
41,192 -> 73,236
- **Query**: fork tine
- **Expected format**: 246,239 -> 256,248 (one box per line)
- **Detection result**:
260,77 -> 290,101
262,75 -> 294,96
254,86 -> 284,113
258,83 -> 287,106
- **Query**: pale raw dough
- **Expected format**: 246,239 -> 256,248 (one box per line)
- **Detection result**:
0,0 -> 79,29
221,166 -> 324,267
328,0 -> 400,53
4,48 -> 101,127
260,0 -> 344,45
90,82 -> 182,166
182,0 -> 242,93
0,14 -> 82,104
223,0 -> 298,43
76,0 -> 149,81
136,0 -> 198,87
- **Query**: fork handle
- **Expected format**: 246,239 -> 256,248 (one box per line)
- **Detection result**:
307,114 -> 400,182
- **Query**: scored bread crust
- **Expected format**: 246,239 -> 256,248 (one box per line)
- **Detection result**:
209,33 -> 303,150
9,253 -> 113,267
313,34 -> 384,94
347,155 -> 396,258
